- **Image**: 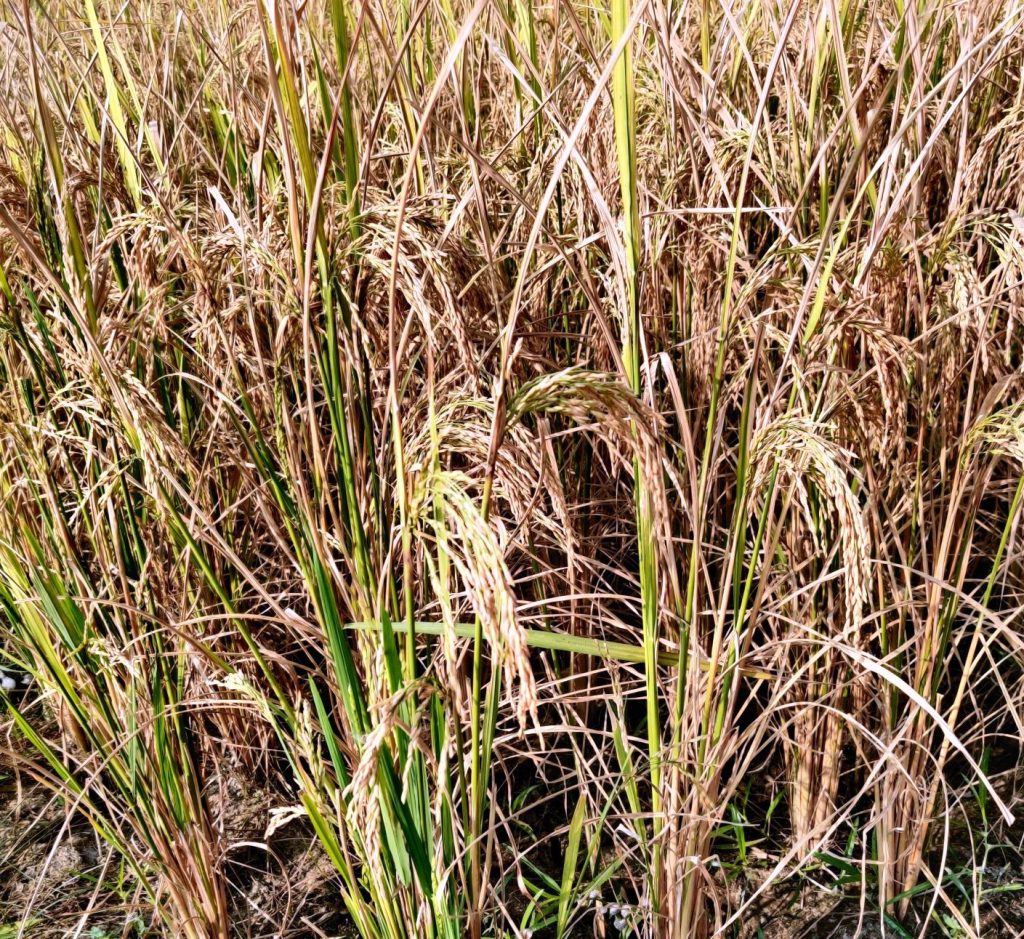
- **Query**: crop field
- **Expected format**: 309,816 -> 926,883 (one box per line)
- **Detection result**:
2,0 -> 1024,936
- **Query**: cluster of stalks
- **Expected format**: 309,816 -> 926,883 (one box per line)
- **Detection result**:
1,0 -> 1024,936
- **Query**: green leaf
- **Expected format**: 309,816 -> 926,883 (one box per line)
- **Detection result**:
557,793 -> 588,938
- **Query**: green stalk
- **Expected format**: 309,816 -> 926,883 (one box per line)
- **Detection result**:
22,0 -> 95,330
83,0 -> 143,207
329,0 -> 361,238
610,0 -> 662,905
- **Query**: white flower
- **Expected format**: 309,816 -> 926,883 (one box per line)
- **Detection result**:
1,674 -> 14,691
265,804 -> 308,839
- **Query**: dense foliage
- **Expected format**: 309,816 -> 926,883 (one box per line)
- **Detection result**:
2,0 -> 1024,935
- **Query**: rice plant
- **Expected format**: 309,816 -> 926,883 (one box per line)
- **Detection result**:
1,0 -> 1024,936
